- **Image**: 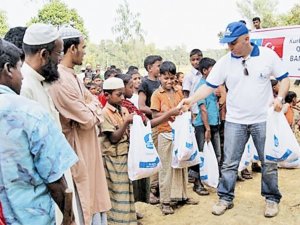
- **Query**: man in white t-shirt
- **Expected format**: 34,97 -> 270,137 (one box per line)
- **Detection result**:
182,21 -> 290,218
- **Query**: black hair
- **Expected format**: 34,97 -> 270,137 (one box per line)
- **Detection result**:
116,73 -> 132,86
126,69 -> 139,76
0,39 -> 22,73
4,27 -> 27,59
176,72 -> 184,79
285,91 -> 297,103
103,89 -> 114,95
23,41 -> 56,56
93,74 -> 102,80
104,69 -> 117,80
271,79 -> 278,87
62,37 -> 80,54
189,49 -> 203,58
252,17 -> 261,22
239,20 -> 246,25
160,61 -> 176,75
144,55 -> 162,71
110,65 -> 117,69
127,65 -> 138,73
198,57 -> 216,74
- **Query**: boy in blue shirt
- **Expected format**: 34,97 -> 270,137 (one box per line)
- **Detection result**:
189,57 -> 221,195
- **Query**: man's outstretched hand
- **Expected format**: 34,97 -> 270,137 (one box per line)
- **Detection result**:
178,97 -> 192,112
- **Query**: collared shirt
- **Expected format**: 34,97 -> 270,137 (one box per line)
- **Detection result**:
0,85 -> 78,225
193,78 -> 220,126
20,62 -> 61,128
183,67 -> 202,114
150,86 -> 183,133
100,103 -> 130,156
206,44 -> 289,124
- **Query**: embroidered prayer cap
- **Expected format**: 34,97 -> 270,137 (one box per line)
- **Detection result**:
23,23 -> 59,45
220,21 -> 249,44
103,77 -> 124,90
59,25 -> 82,40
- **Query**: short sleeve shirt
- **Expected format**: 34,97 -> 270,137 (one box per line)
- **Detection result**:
150,86 -> 183,133
0,85 -> 78,225
206,44 -> 288,124
193,78 -> 220,126
100,103 -> 130,156
138,78 -> 160,107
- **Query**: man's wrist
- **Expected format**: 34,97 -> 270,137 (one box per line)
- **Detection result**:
277,96 -> 284,104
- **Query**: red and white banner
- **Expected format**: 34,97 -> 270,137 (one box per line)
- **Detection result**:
251,25 -> 300,78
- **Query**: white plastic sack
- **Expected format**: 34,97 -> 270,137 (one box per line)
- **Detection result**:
171,133 -> 200,168
199,142 -> 219,188
238,136 -> 259,171
169,111 -> 195,161
128,115 -> 162,181
278,158 -> 300,168
265,107 -> 300,163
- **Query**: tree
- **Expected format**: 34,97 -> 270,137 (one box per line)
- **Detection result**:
0,10 -> 9,37
112,0 -> 145,44
28,0 -> 88,38
279,4 -> 300,26
236,0 -> 280,28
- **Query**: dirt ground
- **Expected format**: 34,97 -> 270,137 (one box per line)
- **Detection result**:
136,168 -> 300,225
135,82 -> 300,225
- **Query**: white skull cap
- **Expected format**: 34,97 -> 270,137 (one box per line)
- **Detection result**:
23,23 -> 59,45
59,25 -> 82,40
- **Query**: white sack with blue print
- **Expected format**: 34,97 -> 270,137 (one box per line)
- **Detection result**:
170,112 -> 196,161
264,107 -> 300,164
128,115 -> 162,181
238,136 -> 259,171
199,141 -> 219,188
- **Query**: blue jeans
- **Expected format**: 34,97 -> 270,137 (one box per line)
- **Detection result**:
218,121 -> 282,203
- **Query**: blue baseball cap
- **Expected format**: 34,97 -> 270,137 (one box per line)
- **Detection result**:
220,22 -> 249,44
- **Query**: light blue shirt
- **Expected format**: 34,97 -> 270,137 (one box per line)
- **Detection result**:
0,85 -> 78,225
193,78 -> 220,127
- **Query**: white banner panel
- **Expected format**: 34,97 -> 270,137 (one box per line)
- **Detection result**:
251,25 -> 300,78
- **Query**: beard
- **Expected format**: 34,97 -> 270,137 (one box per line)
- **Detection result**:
40,59 -> 60,83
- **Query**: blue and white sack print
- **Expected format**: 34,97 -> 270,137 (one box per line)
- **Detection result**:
169,111 -> 195,161
265,107 -> 300,163
128,115 -> 162,181
199,142 -> 219,188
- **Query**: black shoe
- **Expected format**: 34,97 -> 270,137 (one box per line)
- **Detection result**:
193,184 -> 209,195
241,168 -> 253,179
252,162 -> 262,173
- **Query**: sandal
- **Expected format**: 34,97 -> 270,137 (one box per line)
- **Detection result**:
183,198 -> 199,205
149,193 -> 159,205
161,203 -> 174,215
241,168 -> 253,179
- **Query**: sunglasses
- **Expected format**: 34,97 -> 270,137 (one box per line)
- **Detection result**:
242,59 -> 249,76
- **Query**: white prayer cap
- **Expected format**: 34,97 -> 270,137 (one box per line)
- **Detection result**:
103,77 -> 124,90
23,23 -> 59,45
59,25 -> 82,40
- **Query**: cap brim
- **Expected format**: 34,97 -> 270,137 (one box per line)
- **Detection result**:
219,36 -> 238,44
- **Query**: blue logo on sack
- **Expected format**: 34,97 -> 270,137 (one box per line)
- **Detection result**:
186,142 -> 193,149
188,150 -> 197,161
139,157 -> 160,168
199,156 -> 204,168
144,133 -> 154,149
265,149 -> 293,162
274,135 -> 279,147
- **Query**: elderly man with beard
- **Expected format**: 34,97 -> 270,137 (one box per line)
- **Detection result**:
20,23 -> 80,224
21,23 -> 63,125
48,26 -> 111,225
